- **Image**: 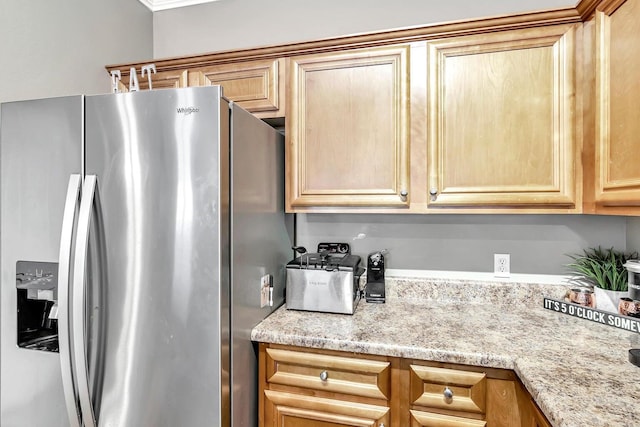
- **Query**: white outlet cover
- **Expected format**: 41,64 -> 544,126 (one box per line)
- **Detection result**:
494,254 -> 510,278
260,274 -> 270,308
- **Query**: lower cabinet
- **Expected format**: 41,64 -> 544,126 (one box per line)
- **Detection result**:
264,391 -> 390,426
259,344 -> 551,427
407,363 -> 487,426
260,345 -> 393,427
531,401 -> 552,427
409,410 -> 486,427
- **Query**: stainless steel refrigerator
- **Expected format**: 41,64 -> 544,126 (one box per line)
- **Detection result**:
0,86 -> 291,427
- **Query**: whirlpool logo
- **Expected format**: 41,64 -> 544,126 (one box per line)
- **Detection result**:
308,280 -> 329,287
176,106 -> 200,115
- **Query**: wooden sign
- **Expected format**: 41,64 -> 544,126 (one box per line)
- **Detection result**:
543,298 -> 640,334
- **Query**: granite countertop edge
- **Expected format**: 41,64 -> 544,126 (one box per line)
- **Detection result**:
251,328 -> 516,370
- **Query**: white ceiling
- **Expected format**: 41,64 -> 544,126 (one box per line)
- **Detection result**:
137,0 -> 219,12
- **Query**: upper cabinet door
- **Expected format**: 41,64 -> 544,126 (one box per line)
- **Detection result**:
286,45 -> 410,211
190,58 -> 284,119
595,0 -> 640,208
426,25 -> 578,209
111,60 -> 283,119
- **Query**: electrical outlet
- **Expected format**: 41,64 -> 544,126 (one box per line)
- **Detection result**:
260,274 -> 272,308
494,254 -> 510,277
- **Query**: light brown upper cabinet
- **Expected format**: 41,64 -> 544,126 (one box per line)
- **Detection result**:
189,58 -> 284,119
426,24 -> 580,210
115,69 -> 188,92
140,69 -> 188,91
106,59 -> 283,119
593,0 -> 640,210
286,45 -> 411,211
108,2 -> 625,214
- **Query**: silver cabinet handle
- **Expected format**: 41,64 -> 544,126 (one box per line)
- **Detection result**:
429,187 -> 438,201
400,190 -> 408,197
319,370 -> 329,381
72,175 -> 99,427
443,387 -> 454,399
57,174 -> 82,427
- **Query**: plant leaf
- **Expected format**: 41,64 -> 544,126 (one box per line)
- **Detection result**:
564,246 -> 637,291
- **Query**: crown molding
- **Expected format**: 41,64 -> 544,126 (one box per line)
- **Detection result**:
108,6 -> 582,72
575,0 -> 602,19
137,0 -> 219,12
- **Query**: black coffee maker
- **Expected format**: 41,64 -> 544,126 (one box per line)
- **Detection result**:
365,250 -> 387,303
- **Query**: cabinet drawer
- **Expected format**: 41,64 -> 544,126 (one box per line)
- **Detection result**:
265,347 -> 391,400
410,365 -> 486,414
264,390 -> 390,426
410,409 -> 486,427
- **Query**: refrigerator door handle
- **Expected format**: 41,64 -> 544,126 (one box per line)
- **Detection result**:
57,174 -> 83,427
72,174 -> 99,427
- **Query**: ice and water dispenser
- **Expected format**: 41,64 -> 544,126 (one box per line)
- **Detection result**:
16,261 -> 59,352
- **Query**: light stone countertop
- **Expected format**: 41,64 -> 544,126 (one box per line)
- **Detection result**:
251,274 -> 640,427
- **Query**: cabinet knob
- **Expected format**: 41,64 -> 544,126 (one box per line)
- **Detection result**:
429,187 -> 438,201
443,387 -> 454,399
319,370 -> 329,381
400,190 -> 408,199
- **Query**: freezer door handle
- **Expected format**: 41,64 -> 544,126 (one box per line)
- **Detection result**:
72,175 -> 99,427
57,174 -> 83,427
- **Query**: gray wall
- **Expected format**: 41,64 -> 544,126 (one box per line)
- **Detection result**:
628,217 -> 640,255
296,214 -> 628,275
0,1 -> 632,273
152,0 -> 638,275
0,0 -> 152,103
153,0 -> 575,58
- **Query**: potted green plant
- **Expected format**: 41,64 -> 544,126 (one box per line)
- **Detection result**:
566,246 -> 638,313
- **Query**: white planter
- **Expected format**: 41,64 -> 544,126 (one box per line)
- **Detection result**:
593,287 -> 628,313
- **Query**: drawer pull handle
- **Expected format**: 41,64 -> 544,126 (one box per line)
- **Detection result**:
443,387 -> 454,399
319,370 -> 329,381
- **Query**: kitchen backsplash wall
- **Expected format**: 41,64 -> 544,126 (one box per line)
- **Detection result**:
628,217 -> 640,255
296,214 -> 628,275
